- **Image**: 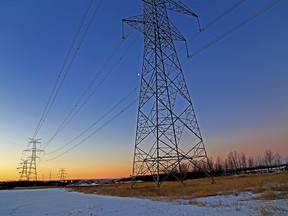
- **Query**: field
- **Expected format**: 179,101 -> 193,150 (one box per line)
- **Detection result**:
0,173 -> 287,215
70,173 -> 288,200
69,173 -> 288,215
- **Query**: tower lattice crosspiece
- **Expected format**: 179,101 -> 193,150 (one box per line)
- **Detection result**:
123,0 -> 214,187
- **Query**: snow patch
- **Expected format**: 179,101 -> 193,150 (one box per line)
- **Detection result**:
0,188 -> 287,216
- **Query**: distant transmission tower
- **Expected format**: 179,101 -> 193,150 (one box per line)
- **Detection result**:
24,138 -> 44,181
58,168 -> 67,181
123,0 -> 214,187
17,159 -> 29,181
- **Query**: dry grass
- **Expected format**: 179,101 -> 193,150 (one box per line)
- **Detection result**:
253,203 -> 287,216
69,173 -> 288,202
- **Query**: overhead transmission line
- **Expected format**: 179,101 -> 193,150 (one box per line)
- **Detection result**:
201,0 -> 247,31
41,37 -> 123,149
44,86 -> 139,156
32,0 -> 104,139
42,29 -> 137,151
42,0 -> 281,162
43,98 -> 137,162
41,0 -> 241,162
40,33 -> 139,158
41,0 -> 238,158
183,0 -> 283,62
22,0 -> 95,161
177,0 -> 246,53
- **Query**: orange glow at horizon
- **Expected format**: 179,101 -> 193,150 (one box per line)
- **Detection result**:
0,164 -> 131,182
1,129 -> 287,182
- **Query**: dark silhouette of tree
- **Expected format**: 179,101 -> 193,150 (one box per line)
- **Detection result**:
264,149 -> 275,171
248,156 -> 254,169
274,153 -> 281,166
215,156 -> 223,173
227,151 -> 239,171
239,152 -> 247,170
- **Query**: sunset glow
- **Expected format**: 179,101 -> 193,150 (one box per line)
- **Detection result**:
1,0 -> 287,182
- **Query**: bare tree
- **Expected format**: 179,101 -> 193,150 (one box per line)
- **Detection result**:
224,159 -> 229,173
215,156 -> 223,173
264,149 -> 275,168
274,152 -> 282,166
255,155 -> 264,167
227,151 -> 239,171
193,158 -> 213,172
239,152 -> 247,170
248,156 -> 255,169
213,149 -> 286,175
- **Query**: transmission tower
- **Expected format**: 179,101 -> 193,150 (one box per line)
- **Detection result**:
58,168 -> 67,181
17,159 -> 29,181
123,0 -> 214,187
24,138 -> 44,181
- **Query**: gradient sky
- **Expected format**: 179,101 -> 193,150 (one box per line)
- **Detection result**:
0,0 -> 287,181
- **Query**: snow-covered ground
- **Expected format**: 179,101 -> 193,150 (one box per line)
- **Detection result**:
0,188 -> 287,216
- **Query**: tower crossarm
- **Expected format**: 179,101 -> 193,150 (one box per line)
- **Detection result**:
165,0 -> 198,17
123,15 -> 186,42
24,148 -> 44,153
122,15 -> 145,38
142,0 -> 201,31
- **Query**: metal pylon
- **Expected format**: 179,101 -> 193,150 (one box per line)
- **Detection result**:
18,159 -> 29,181
123,0 -> 214,187
25,138 -> 43,181
58,168 -> 67,181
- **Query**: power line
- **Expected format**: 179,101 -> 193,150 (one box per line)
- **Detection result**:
202,0 -> 247,31
40,0 -> 282,163
46,86 -> 138,155
41,30 -> 137,151
184,0 -> 282,63
23,0 -> 106,169
43,99 -> 137,162
22,1 -> 238,162
177,0 -> 246,53
33,0 -> 93,138
45,86 -> 138,155
32,0 -> 104,139
42,39 -> 123,149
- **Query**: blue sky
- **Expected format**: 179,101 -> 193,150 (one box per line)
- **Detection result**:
0,0 -> 287,180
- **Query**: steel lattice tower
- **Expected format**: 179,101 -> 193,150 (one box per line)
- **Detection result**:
24,138 -> 43,181
123,0 -> 214,187
18,159 -> 29,181
58,168 -> 67,181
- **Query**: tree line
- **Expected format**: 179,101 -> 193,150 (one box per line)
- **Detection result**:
203,149 -> 288,175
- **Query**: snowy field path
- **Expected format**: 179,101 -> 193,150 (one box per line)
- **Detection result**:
0,188 -> 287,216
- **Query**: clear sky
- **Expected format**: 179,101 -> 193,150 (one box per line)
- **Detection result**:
0,0 -> 287,181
